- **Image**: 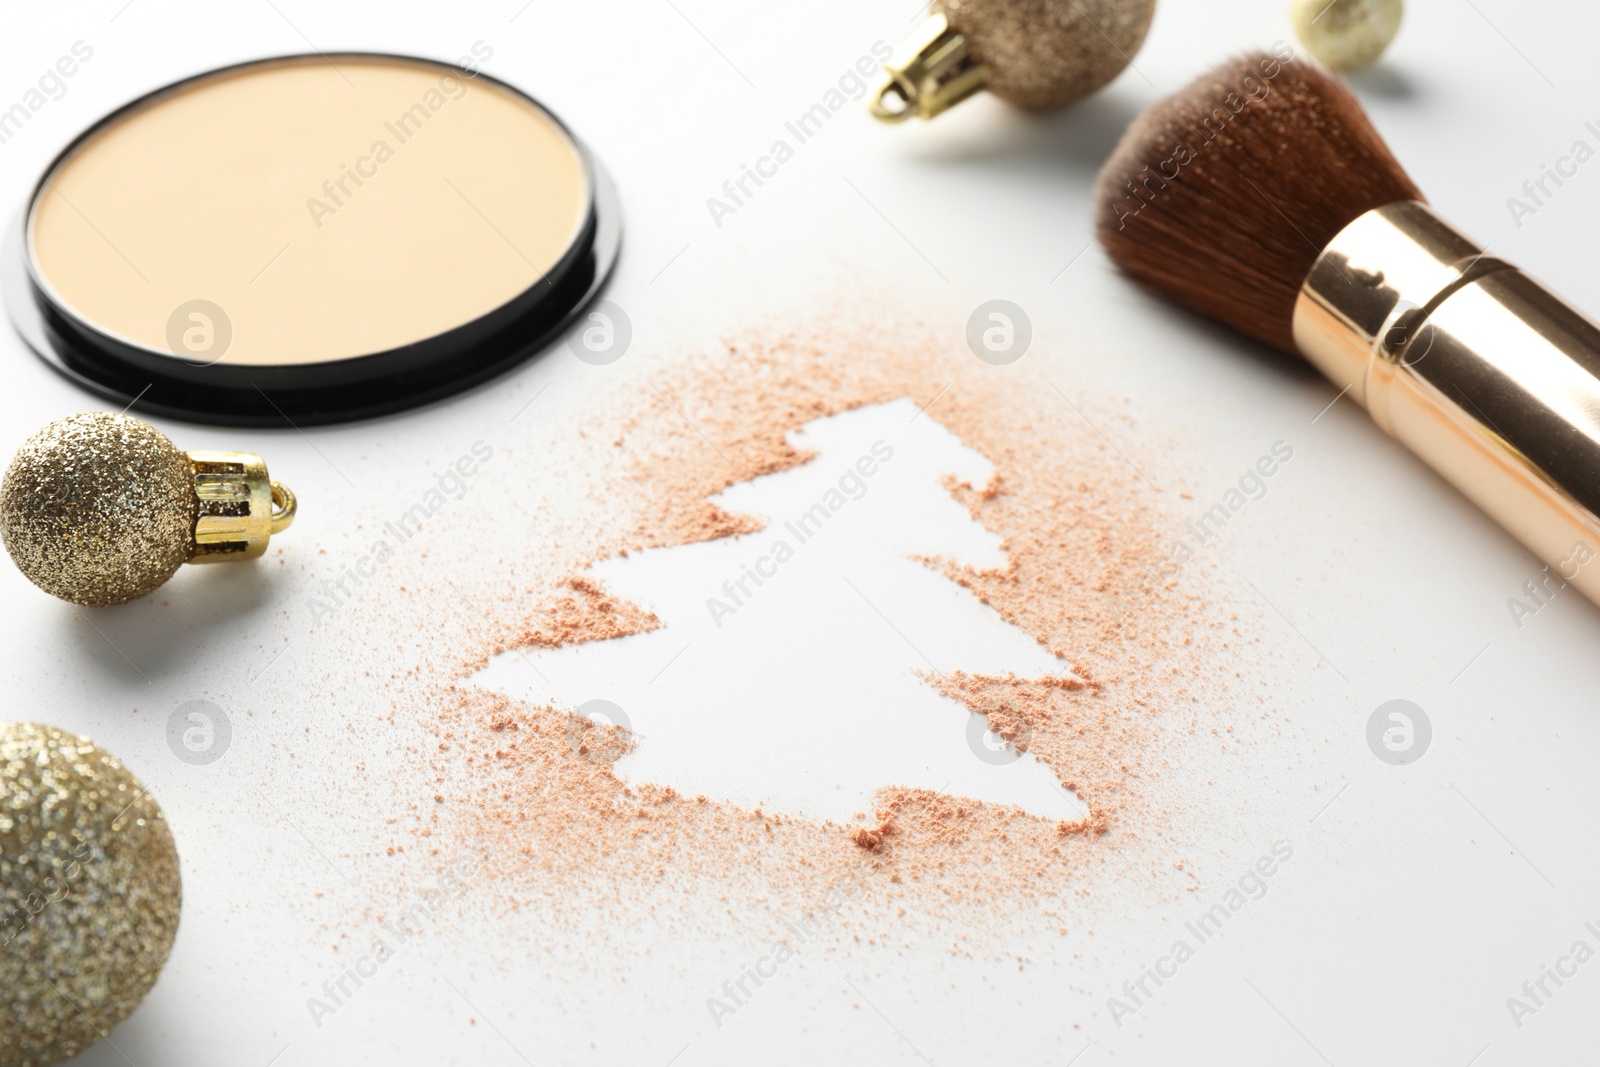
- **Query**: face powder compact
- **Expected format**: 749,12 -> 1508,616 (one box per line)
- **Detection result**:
2,53 -> 620,425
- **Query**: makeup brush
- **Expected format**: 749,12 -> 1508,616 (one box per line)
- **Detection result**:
1097,50 -> 1600,607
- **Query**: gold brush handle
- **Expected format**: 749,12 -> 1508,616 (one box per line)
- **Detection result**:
1295,201 -> 1600,603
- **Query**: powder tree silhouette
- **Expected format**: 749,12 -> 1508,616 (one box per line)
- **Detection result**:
472,398 -> 1086,825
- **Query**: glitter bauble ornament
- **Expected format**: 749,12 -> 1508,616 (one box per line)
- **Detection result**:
1,723 -> 182,1067
0,412 -> 296,606
1291,0 -> 1402,71
873,0 -> 1157,123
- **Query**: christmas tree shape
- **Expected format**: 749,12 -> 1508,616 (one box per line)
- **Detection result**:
472,398 -> 1086,825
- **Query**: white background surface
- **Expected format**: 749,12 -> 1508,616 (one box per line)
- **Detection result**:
5,0 -> 1600,1064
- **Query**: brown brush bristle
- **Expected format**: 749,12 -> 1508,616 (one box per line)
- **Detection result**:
1094,50 -> 1423,355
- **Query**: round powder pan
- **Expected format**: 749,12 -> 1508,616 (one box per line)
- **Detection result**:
3,53 -> 620,426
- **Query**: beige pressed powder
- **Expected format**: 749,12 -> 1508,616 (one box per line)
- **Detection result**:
7,54 -> 619,424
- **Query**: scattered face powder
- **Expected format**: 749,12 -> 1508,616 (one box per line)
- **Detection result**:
394,312 -> 1273,950
29,55 -> 588,365
247,302 -> 1310,1036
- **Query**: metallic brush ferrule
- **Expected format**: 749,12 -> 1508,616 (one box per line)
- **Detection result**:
1294,200 -> 1600,604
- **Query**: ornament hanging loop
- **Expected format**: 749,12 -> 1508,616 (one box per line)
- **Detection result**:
871,14 -> 990,123
269,481 -> 296,535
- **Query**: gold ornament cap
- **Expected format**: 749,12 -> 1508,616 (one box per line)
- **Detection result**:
0,412 -> 295,606
872,0 -> 1157,122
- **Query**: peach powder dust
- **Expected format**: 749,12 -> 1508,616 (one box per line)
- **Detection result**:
341,307 -> 1296,970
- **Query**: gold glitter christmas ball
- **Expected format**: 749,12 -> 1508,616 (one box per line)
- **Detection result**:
0,413 -> 196,607
938,0 -> 1157,109
1,722 -> 182,1067
1291,0 -> 1402,71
